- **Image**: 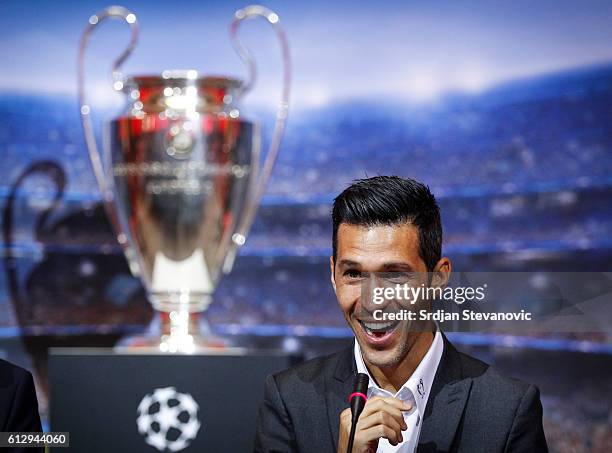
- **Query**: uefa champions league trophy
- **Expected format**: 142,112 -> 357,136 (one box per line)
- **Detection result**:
78,5 -> 290,353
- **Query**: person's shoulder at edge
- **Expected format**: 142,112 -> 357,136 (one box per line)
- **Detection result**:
0,358 -> 34,384
0,358 -> 43,433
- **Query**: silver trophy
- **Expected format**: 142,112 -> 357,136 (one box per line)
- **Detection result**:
78,5 -> 290,352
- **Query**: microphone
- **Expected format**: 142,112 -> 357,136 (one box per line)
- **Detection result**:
347,373 -> 369,453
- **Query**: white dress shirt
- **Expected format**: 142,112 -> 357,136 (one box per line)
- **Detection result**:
354,330 -> 444,453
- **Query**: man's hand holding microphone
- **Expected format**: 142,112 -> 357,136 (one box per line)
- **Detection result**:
338,373 -> 412,453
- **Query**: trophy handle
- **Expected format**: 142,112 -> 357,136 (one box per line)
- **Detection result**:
224,5 -> 291,273
77,6 -> 139,204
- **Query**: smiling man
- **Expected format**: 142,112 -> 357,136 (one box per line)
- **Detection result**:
254,176 -> 548,453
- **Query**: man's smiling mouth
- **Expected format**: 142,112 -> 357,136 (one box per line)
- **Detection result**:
358,319 -> 400,337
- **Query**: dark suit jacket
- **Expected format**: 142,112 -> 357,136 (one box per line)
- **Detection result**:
0,359 -> 43,452
255,335 -> 548,452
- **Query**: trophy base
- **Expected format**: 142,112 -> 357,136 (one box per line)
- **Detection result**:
114,335 -> 245,355
114,310 -> 244,354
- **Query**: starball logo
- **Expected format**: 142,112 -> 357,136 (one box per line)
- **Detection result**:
136,387 -> 201,452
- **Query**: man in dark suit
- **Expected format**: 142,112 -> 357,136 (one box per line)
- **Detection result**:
0,358 -> 43,451
255,176 -> 548,452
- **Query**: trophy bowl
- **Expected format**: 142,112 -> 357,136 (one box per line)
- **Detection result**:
78,5 -> 290,353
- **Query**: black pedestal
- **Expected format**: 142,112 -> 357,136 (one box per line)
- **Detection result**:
49,349 -> 299,452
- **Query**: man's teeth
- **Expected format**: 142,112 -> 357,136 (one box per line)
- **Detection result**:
361,320 -> 397,334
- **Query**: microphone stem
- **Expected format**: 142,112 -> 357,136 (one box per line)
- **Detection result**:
347,419 -> 357,453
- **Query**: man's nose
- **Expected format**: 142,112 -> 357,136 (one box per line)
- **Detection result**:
359,274 -> 395,313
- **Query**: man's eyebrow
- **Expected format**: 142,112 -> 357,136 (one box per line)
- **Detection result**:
336,260 -> 415,271
337,259 -> 361,268
380,262 -> 414,271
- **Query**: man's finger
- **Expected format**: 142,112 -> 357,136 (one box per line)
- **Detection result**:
360,400 -> 408,430
363,396 -> 412,412
357,408 -> 405,434
357,423 -> 404,446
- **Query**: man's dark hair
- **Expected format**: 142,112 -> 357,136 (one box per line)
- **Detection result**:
332,176 -> 442,271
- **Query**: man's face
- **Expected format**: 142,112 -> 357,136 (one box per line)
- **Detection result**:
331,223 -> 430,369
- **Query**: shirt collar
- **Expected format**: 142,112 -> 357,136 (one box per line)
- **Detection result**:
354,330 -> 444,416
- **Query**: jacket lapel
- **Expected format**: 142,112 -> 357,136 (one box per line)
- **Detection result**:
325,346 -> 356,451
417,335 -> 472,452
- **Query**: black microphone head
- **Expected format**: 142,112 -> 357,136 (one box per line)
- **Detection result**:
354,373 -> 369,395
349,373 -> 369,422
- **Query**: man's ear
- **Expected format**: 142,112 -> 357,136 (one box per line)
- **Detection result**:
329,256 -> 337,293
431,257 -> 452,288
